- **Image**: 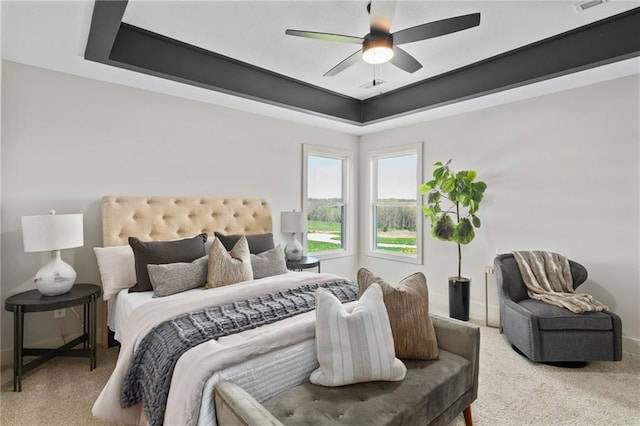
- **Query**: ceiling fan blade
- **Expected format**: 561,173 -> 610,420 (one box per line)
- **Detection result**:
324,50 -> 363,77
390,46 -> 422,73
369,0 -> 396,33
393,13 -> 481,45
285,29 -> 364,44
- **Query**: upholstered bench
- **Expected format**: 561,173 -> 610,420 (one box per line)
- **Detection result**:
214,314 -> 480,426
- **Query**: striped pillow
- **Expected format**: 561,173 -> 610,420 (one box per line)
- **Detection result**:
310,283 -> 406,387
357,268 -> 439,360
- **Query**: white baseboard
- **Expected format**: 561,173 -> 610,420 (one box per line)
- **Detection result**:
622,336 -> 640,356
429,290 -> 501,325
0,327 -> 106,368
1,312 -> 636,367
430,290 -> 639,356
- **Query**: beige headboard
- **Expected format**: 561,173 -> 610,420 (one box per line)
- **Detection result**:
99,196 -> 272,348
101,196 -> 272,247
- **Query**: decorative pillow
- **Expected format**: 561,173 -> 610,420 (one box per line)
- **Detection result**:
250,246 -> 288,279
128,233 -> 207,292
310,283 -> 406,387
357,268 -> 439,360
214,232 -> 275,254
94,245 -> 136,300
207,236 -> 253,288
147,255 -> 208,297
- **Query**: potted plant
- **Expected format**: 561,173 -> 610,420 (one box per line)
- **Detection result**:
419,159 -> 487,320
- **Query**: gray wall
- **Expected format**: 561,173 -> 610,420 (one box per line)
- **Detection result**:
2,60 -> 639,360
0,61 -> 359,358
359,74 -> 640,354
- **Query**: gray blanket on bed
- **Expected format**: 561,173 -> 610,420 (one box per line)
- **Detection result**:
121,279 -> 357,426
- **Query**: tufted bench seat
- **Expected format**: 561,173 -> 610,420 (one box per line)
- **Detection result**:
215,314 -> 479,426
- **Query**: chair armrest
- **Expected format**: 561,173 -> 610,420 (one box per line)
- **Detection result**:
500,299 -> 542,360
214,380 -> 283,426
430,314 -> 480,400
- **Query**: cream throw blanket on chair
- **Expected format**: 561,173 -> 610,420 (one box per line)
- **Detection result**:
512,251 -> 608,313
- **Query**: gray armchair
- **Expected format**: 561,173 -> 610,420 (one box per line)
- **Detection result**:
494,253 -> 622,363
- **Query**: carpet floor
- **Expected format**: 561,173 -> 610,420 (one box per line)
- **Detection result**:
1,324 -> 638,425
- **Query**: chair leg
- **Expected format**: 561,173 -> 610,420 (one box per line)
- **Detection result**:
463,406 -> 473,426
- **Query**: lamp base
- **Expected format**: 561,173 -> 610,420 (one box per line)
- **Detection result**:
284,235 -> 303,261
34,250 -> 76,296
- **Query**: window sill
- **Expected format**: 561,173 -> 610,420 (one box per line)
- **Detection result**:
308,250 -> 353,261
365,250 -> 422,265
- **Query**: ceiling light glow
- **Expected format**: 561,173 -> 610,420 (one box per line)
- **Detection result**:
362,37 -> 394,64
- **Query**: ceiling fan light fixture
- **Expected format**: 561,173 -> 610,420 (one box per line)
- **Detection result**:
362,36 -> 394,64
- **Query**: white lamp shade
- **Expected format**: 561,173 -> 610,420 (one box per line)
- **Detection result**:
22,213 -> 84,252
281,211 -> 306,234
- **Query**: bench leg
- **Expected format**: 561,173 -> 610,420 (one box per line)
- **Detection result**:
463,406 -> 472,426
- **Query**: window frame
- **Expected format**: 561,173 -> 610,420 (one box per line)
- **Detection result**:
303,144 -> 354,260
365,142 -> 423,264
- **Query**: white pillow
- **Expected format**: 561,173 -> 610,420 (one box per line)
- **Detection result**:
310,283 -> 406,387
94,245 -> 136,300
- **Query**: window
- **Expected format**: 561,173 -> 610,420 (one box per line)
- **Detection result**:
367,143 -> 422,263
304,145 -> 352,258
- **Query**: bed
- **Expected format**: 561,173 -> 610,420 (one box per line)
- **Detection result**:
99,195 -> 272,347
92,196 -> 357,426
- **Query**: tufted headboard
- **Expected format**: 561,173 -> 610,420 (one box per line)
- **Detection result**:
99,196 -> 272,348
101,196 -> 272,247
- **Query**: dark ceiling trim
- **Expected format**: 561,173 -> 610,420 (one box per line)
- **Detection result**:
109,24 -> 362,122
85,2 -> 640,125
361,6 -> 640,123
84,0 -> 361,123
84,0 -> 127,61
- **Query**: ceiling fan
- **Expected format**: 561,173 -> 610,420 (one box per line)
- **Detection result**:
285,1 -> 480,77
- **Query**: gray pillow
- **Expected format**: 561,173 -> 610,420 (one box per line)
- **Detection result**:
128,233 -> 207,292
147,256 -> 208,297
214,232 -> 275,254
250,246 -> 288,279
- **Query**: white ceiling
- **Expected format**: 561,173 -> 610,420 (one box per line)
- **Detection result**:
2,1 -> 640,135
122,0 -> 639,100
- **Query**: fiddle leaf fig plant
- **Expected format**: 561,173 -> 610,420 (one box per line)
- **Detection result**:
419,159 -> 487,279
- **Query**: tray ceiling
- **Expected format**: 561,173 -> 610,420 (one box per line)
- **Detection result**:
2,1 -> 639,131
121,0 -> 640,101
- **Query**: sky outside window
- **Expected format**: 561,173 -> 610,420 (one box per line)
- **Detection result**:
377,154 -> 417,200
308,155 -> 342,199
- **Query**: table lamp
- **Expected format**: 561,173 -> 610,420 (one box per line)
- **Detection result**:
281,210 -> 306,261
21,210 -> 84,296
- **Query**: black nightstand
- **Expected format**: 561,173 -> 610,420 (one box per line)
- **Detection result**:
4,284 -> 101,392
286,256 -> 321,272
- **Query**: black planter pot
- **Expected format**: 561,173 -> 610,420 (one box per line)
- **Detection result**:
449,277 -> 471,321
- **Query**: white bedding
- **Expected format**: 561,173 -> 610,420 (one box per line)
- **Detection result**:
199,339 -> 319,426
108,287 -> 209,343
109,292 -> 321,425
93,272 -> 353,425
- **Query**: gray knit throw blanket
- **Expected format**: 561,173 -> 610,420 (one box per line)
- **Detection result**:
121,279 -> 357,426
512,251 -> 608,313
